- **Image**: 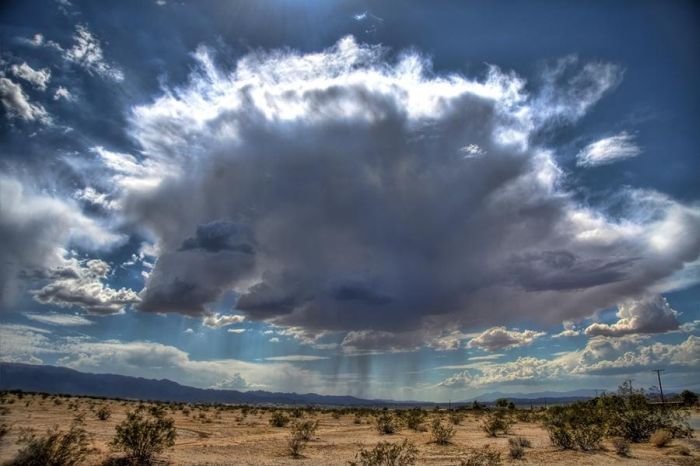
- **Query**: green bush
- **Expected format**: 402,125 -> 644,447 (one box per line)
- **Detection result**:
110,407 -> 176,464
458,445 -> 502,466
375,411 -> 400,435
544,403 -> 603,451
8,419 -> 93,466
0,423 -> 10,440
508,438 -> 524,460
269,411 -> 290,427
430,417 -> 454,445
480,411 -> 512,437
348,439 -> 418,466
597,394 -> 691,442
404,409 -> 425,431
287,431 -> 307,458
96,406 -> 111,421
612,437 -> 630,457
291,419 -> 319,441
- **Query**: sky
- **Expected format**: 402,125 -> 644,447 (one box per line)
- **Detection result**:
0,0 -> 699,402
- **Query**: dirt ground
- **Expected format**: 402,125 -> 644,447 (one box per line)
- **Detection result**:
0,393 -> 698,465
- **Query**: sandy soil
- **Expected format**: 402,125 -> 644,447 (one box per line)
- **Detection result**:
0,393 -> 698,465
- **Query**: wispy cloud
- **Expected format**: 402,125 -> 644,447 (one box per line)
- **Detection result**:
577,131 -> 641,167
25,313 -> 93,326
264,355 -> 328,362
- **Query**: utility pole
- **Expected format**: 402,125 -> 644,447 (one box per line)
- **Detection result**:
653,369 -> 665,404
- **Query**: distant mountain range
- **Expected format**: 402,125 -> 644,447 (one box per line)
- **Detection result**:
465,389 -> 600,403
0,363 -> 401,406
0,363 -> 599,406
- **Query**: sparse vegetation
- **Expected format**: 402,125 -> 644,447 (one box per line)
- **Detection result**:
598,390 -> 691,442
269,410 -> 291,427
430,417 -> 455,445
676,445 -> 691,456
403,408 -> 425,431
679,390 -> 698,407
544,402 -> 604,450
543,385 -> 693,452
291,419 -> 319,441
649,429 -> 672,448
96,405 -> 111,421
375,411 -> 400,435
0,389 -> 696,465
480,411 -> 513,437
458,445 -> 502,466
286,431 -> 306,458
449,411 -> 464,425
508,438 -> 525,460
7,419 -> 93,466
348,439 -> 418,466
110,406 -> 176,464
612,437 -> 631,457
0,422 -> 10,440
287,430 -> 307,458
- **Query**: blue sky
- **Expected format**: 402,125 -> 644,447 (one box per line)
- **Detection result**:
0,0 -> 698,401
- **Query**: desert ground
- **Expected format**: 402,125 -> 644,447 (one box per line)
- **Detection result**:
0,392 -> 698,465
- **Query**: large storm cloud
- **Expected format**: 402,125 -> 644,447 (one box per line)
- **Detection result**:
104,37 -> 700,343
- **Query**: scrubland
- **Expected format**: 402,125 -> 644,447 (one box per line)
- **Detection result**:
0,391 -> 697,465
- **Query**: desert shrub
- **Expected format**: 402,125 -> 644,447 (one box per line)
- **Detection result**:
611,437 -> 630,457
649,429 -> 672,448
348,439 -> 418,466
480,411 -> 512,437
8,420 -> 93,466
679,390 -> 698,407
544,402 -> 603,451
514,436 -> 531,448
404,409 -> 425,431
332,411 -> 341,420
430,417 -> 454,445
269,411 -> 290,427
291,419 -> 319,441
508,438 -> 524,460
0,423 -> 9,440
458,445 -> 502,466
290,407 -> 304,418
676,445 -> 691,456
110,408 -> 176,464
596,392 -> 691,442
375,411 -> 400,435
515,410 -> 538,423
287,431 -> 307,458
96,406 -> 112,421
449,412 -> 464,425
